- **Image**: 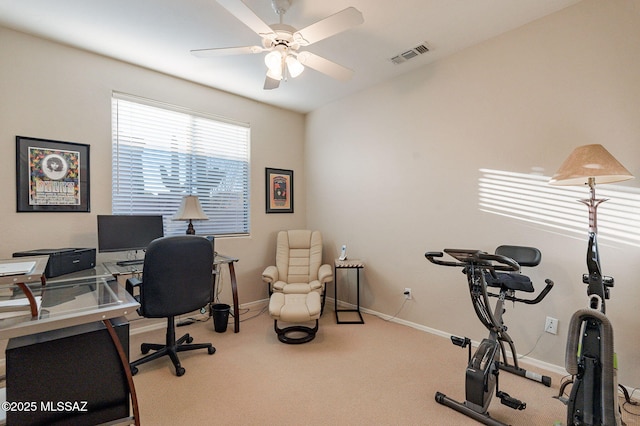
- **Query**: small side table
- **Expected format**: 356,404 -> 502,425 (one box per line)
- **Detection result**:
334,259 -> 365,324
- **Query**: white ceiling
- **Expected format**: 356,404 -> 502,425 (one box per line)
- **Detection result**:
0,0 -> 582,113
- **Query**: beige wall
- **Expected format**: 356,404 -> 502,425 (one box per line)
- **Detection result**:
0,27 -> 306,305
306,0 -> 640,387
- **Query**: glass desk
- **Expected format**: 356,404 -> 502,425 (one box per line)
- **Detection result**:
0,275 -> 140,426
0,275 -> 139,340
0,256 -> 48,318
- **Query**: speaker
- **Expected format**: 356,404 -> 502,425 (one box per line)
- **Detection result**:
6,317 -> 130,425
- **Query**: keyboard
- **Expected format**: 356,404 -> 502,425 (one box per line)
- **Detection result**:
116,259 -> 144,267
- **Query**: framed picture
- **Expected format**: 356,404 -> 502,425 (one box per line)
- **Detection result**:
265,167 -> 293,213
16,136 -> 90,212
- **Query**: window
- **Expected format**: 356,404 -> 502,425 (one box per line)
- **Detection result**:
111,93 -> 250,236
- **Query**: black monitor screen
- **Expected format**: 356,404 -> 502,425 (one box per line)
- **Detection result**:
97,215 -> 164,253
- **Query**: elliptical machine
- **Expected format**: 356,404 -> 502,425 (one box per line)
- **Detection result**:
425,246 -> 554,426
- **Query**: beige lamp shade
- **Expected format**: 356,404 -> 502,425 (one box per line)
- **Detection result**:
549,144 -> 634,186
172,195 -> 208,221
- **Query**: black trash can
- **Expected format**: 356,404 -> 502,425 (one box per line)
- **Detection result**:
211,303 -> 230,333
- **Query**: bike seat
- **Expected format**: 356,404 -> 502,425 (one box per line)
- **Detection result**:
487,245 -> 540,292
495,245 -> 541,267
486,272 -> 535,293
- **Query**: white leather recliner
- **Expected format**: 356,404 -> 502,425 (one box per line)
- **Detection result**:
262,229 -> 333,310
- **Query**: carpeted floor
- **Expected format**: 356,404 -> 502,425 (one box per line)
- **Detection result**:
127,303 -> 640,425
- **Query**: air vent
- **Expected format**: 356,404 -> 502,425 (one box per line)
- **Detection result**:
389,42 -> 430,65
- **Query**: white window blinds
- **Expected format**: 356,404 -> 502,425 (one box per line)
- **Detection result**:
111,93 -> 250,236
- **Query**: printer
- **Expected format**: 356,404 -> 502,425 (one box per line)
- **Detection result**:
13,248 -> 96,278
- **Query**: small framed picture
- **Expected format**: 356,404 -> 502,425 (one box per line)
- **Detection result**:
16,136 -> 90,212
265,167 -> 293,213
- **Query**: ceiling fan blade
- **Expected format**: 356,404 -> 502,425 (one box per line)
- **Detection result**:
263,74 -> 281,90
191,46 -> 264,57
297,51 -> 353,81
217,0 -> 276,39
293,7 -> 364,46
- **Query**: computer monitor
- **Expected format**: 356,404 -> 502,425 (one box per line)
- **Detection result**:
97,215 -> 164,253
205,235 -> 215,258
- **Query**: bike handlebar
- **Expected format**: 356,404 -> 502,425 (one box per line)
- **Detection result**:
425,249 -> 519,272
500,279 -> 554,305
425,249 -> 554,305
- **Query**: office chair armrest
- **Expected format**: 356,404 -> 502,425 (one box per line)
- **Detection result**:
262,266 -> 278,283
318,264 -> 333,283
125,277 -> 142,296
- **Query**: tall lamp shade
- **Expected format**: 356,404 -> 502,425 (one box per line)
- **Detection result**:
549,144 -> 633,235
549,144 -> 633,186
172,195 -> 208,235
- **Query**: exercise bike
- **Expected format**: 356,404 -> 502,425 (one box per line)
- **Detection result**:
425,246 -> 554,426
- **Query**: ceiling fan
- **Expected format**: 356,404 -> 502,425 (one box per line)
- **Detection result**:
191,0 -> 364,90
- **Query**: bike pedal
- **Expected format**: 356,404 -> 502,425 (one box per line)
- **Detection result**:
497,391 -> 526,410
450,336 -> 470,348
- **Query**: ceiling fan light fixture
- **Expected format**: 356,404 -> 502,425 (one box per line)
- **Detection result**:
266,68 -> 283,81
266,66 -> 283,81
285,55 -> 304,78
264,51 -> 282,71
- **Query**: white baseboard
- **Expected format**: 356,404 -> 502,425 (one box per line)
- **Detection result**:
129,319 -> 166,336
335,298 -> 640,395
330,297 -> 569,376
129,299 -> 270,336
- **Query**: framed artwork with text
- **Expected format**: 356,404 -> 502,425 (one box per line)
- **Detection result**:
16,136 -> 90,212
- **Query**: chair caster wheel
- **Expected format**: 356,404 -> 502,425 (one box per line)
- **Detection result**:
131,366 -> 138,376
208,347 -> 216,355
176,366 -> 186,376
141,344 -> 151,354
186,336 -> 194,344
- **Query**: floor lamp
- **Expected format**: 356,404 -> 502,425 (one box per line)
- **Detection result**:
550,147 -> 634,425
173,195 -> 209,235
549,143 -> 633,311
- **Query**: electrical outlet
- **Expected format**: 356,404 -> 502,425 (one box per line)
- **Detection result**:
545,316 -> 558,335
404,288 -> 412,300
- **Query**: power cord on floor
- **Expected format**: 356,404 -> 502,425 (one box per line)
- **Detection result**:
177,316 -> 210,327
517,330 -> 545,359
379,297 -> 408,322
239,304 -> 268,322
621,386 -> 640,417
515,319 -> 557,359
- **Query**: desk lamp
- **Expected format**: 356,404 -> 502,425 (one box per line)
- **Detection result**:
549,144 -> 633,312
173,195 -> 208,235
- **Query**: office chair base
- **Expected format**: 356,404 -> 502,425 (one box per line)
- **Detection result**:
130,318 -> 216,376
274,319 -> 319,344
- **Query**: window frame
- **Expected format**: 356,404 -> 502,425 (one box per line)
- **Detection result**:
111,92 -> 251,237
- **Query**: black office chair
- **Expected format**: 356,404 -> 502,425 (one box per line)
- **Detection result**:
126,235 -> 216,377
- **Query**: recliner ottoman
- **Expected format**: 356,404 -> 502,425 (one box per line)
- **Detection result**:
269,291 -> 321,344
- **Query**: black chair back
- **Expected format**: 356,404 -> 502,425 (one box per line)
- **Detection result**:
140,236 -> 213,318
